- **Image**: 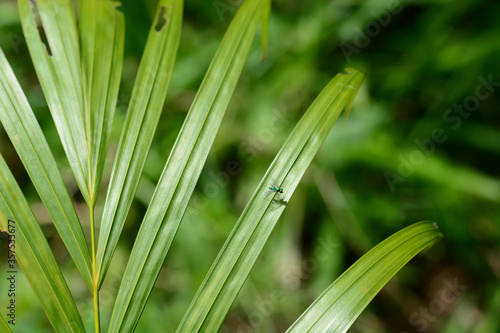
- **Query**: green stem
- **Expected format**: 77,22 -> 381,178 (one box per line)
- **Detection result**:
90,204 -> 100,332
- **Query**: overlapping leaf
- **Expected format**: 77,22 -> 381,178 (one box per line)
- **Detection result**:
108,0 -> 270,331
96,0 -> 182,287
0,154 -> 84,332
80,0 -> 125,204
0,48 -> 92,290
18,0 -> 90,204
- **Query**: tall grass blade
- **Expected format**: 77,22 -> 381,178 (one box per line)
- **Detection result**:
177,68 -> 365,332
0,154 -> 85,332
108,0 -> 269,331
96,0 -> 182,287
286,221 -> 442,333
18,0 -> 90,203
0,48 -> 92,291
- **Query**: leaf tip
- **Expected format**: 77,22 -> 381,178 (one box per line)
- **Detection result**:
260,0 -> 271,63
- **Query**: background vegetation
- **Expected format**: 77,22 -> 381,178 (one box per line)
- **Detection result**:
0,0 -> 499,332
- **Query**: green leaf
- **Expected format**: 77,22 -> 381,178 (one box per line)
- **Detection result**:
0,154 -> 85,333
0,315 -> 12,332
96,0 -> 182,287
18,0 -> 90,204
0,48 -> 92,291
108,0 -> 269,331
286,221 -> 442,333
80,0 -> 125,204
177,68 -> 365,332
259,0 -> 270,62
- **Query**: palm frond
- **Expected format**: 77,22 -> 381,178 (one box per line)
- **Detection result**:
177,68 -> 365,332
287,221 -> 442,333
0,48 -> 92,291
108,0 -> 270,331
0,154 -> 85,332
96,0 -> 182,287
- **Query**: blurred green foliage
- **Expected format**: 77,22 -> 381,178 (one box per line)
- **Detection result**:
0,0 -> 499,332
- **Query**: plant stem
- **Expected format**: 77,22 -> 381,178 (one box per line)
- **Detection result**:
90,204 -> 100,332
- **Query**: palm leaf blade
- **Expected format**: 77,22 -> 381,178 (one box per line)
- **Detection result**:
0,48 -> 92,291
0,154 -> 85,332
109,0 -> 269,331
80,0 -> 125,203
18,0 -> 90,203
286,221 -> 442,332
96,0 -> 182,287
0,315 -> 12,332
177,68 -> 365,332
